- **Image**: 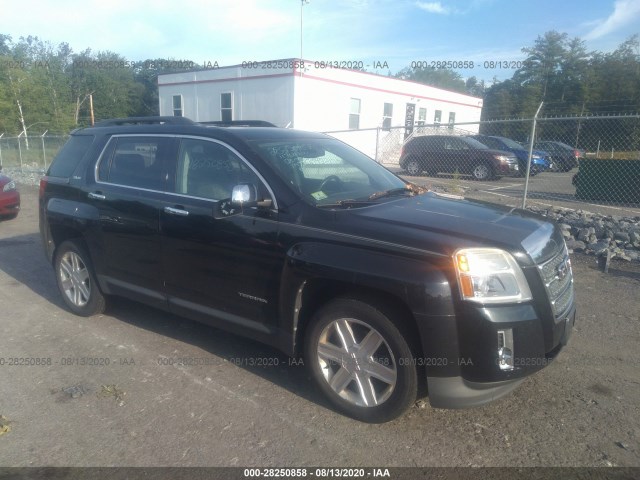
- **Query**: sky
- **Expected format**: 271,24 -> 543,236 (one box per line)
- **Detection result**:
1,0 -> 639,82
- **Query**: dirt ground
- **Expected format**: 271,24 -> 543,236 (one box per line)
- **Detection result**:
0,185 -> 639,468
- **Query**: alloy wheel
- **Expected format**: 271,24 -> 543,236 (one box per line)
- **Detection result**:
59,251 -> 91,307
316,318 -> 397,407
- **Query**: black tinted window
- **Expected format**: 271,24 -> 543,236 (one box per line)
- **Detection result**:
445,137 -> 467,150
48,135 -> 94,178
476,136 -> 501,149
420,137 -> 444,150
101,137 -> 169,190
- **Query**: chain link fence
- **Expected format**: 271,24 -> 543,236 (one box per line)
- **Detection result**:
325,115 -> 640,218
0,134 -> 68,173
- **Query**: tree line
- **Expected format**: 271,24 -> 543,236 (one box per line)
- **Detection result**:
0,31 -> 639,142
0,34 -> 188,136
397,31 -> 640,118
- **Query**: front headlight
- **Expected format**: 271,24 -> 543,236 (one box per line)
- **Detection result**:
493,155 -> 510,162
454,248 -> 532,304
2,180 -> 16,192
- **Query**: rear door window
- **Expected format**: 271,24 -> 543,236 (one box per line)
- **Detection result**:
445,137 -> 467,150
98,136 -> 171,190
422,137 -> 444,150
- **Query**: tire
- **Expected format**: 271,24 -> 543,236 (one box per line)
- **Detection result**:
304,298 -> 418,423
405,159 -> 422,176
472,162 -> 493,181
54,239 -> 106,316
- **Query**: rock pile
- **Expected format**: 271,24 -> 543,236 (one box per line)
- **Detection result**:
528,205 -> 640,262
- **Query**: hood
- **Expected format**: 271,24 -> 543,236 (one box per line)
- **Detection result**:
340,192 -> 557,264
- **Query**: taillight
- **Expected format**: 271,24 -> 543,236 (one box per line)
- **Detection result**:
39,177 -> 48,199
400,146 -> 405,158
573,149 -> 580,158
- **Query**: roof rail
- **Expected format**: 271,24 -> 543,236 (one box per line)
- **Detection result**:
93,116 -> 196,127
200,120 -> 277,127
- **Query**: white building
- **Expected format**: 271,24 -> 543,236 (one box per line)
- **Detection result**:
158,59 -> 483,158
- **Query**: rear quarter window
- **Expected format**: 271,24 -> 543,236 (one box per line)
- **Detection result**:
48,135 -> 95,178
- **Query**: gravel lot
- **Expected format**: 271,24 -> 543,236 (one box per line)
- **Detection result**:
0,184 -> 639,468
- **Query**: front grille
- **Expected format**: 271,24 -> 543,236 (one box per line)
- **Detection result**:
537,246 -> 574,318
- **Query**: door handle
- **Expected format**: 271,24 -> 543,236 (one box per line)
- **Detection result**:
164,206 -> 189,216
88,192 -> 106,200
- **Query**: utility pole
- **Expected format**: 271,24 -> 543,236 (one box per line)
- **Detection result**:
300,0 -> 309,61
89,94 -> 95,126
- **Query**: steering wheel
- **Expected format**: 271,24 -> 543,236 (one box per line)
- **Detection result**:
319,175 -> 343,193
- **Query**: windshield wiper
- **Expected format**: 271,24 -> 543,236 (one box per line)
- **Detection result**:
317,199 -> 375,208
367,187 -> 415,201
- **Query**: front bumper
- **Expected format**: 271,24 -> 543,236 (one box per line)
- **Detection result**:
428,376 -> 525,409
499,162 -> 519,175
425,305 -> 575,408
0,190 -> 20,217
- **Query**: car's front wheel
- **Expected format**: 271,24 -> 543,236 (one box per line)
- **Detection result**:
54,240 -> 106,316
304,298 -> 418,423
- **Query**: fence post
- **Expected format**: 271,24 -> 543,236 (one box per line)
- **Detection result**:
522,102 -> 543,209
17,132 -> 24,173
41,130 -> 48,171
0,133 -> 4,169
374,127 -> 380,162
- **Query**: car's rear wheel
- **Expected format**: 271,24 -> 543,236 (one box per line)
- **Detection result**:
304,298 -> 418,423
54,240 -> 106,316
472,162 -> 493,181
405,159 -> 422,176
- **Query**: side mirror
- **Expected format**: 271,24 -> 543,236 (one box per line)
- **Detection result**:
231,183 -> 272,208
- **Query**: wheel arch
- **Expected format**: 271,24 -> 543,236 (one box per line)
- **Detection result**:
49,224 -> 84,263
292,279 -> 424,360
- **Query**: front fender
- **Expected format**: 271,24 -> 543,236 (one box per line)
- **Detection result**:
278,241 -> 455,354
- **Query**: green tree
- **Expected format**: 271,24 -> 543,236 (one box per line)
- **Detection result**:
395,65 -> 467,93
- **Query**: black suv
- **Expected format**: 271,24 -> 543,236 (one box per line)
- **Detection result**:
39,117 -> 575,422
533,141 -> 582,172
399,134 -> 519,180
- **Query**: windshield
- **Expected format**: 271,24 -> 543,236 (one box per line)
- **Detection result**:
461,137 -> 489,149
249,137 -> 408,206
494,136 -> 524,149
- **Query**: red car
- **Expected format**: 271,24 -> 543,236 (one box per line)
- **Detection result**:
0,171 -> 20,219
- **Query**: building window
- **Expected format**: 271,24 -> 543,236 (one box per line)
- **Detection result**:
434,110 -> 442,125
349,98 -> 361,130
417,107 -> 427,126
448,112 -> 456,129
172,95 -> 183,117
221,93 -> 233,122
382,103 -> 393,130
